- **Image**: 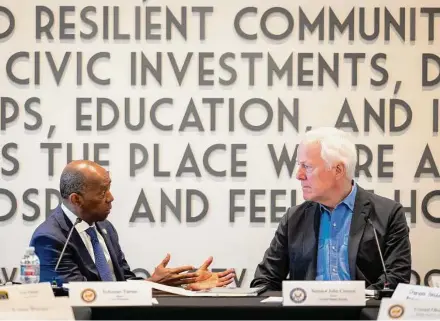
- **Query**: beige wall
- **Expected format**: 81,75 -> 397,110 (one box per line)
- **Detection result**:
0,0 -> 439,285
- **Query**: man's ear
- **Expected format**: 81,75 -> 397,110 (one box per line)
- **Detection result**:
335,162 -> 346,179
69,193 -> 83,208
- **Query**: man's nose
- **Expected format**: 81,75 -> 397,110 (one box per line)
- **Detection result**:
107,191 -> 114,202
296,166 -> 305,180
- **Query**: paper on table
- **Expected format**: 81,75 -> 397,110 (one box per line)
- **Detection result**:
203,287 -> 263,296
146,282 -> 190,296
365,289 -> 376,297
146,281 -> 262,297
261,297 -> 283,303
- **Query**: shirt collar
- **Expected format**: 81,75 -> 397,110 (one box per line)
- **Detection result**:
320,181 -> 357,213
61,202 -> 95,233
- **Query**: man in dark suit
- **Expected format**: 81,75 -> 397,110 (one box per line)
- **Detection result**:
250,127 -> 411,291
30,160 -> 234,289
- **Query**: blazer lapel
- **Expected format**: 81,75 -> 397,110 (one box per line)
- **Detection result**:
96,223 -> 125,281
348,187 -> 371,280
54,207 -> 100,280
304,204 -> 321,280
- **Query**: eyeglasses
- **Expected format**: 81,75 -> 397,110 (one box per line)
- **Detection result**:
296,161 -> 315,174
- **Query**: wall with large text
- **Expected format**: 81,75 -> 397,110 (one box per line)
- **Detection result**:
0,0 -> 439,286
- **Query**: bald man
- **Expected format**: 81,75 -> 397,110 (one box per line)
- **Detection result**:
30,160 -> 234,289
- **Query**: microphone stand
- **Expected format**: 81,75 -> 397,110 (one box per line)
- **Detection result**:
55,217 -> 82,272
368,218 -> 394,299
52,217 -> 82,296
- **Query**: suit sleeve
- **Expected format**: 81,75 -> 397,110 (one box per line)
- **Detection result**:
31,234 -> 87,283
107,223 -> 137,280
250,211 -> 290,290
368,204 -> 411,290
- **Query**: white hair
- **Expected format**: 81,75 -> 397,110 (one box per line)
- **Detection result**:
300,127 -> 357,180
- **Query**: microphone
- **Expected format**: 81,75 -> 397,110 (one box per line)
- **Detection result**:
365,217 -> 394,299
55,217 -> 82,272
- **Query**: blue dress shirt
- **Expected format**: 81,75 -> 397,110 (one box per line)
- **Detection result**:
315,183 -> 358,280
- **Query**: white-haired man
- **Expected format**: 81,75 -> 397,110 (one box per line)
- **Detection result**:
251,127 -> 411,290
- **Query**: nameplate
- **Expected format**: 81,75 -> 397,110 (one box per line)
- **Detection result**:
0,297 -> 74,320
392,284 -> 440,300
68,281 -> 152,306
282,281 -> 365,306
432,276 -> 440,288
378,298 -> 440,320
0,283 -> 54,301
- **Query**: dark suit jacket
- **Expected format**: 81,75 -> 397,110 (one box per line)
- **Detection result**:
250,186 -> 411,290
30,206 -> 137,283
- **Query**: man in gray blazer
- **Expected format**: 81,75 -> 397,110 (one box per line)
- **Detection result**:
251,127 -> 411,290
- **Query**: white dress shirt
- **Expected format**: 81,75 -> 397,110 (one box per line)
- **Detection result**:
61,203 -> 116,281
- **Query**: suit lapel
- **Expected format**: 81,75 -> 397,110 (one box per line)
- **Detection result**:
54,207 -> 100,280
304,204 -> 321,280
348,186 -> 371,280
96,223 -> 124,281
